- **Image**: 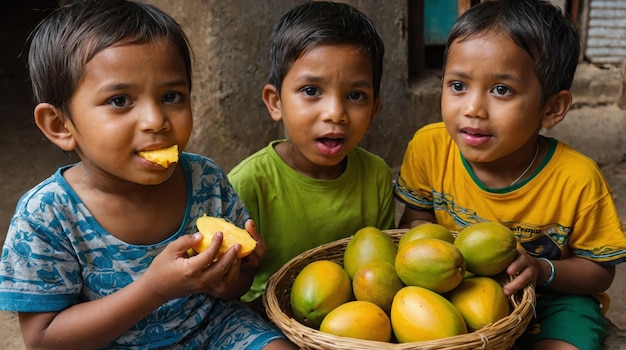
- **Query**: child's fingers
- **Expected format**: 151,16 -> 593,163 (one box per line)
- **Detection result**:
218,246 -> 241,277
244,219 -> 259,239
222,255 -> 241,281
202,246 -> 242,298
193,235 -> 244,280
502,251 -> 539,296
166,232 -> 204,257
208,244 -> 240,274
244,219 -> 266,260
186,232 -> 223,269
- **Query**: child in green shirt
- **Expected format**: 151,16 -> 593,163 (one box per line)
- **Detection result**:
229,1 -> 395,314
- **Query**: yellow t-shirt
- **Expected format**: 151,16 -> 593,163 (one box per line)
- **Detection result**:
395,122 -> 626,265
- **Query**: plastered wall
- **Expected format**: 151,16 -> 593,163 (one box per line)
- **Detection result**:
148,0 -> 436,172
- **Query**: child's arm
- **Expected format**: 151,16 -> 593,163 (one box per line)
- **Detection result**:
398,206 -> 436,228
17,232 -> 242,349
502,251 -> 615,296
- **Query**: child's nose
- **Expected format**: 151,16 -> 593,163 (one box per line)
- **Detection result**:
321,97 -> 348,123
139,103 -> 170,132
463,92 -> 487,119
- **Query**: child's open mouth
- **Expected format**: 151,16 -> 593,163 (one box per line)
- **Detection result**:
316,137 -> 345,155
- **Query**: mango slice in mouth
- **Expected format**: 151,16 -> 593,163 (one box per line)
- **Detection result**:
138,144 -> 179,168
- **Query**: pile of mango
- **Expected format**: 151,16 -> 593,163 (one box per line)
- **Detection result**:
289,222 -> 518,343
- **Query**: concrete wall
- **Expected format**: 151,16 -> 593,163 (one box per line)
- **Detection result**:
149,0 -> 424,172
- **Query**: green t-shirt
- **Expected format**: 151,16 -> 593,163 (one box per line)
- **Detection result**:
228,140 -> 396,302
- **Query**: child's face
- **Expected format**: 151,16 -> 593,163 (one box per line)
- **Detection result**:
442,32 -> 549,165
273,44 -> 379,169
66,40 -> 192,185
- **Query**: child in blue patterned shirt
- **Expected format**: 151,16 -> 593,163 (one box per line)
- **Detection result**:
0,1 -> 295,349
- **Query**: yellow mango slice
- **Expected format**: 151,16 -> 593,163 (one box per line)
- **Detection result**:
138,145 -> 179,167
190,215 -> 257,259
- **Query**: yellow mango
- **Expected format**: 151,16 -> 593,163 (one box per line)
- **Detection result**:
190,215 -> 257,259
398,223 -> 454,249
319,300 -> 392,342
290,260 -> 353,329
448,276 -> 510,331
391,286 -> 467,342
454,222 -> 517,276
352,260 -> 404,315
395,237 -> 465,293
138,144 -> 179,167
343,226 -> 397,280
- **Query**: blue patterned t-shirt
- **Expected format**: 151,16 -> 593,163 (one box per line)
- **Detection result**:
0,153 -> 281,349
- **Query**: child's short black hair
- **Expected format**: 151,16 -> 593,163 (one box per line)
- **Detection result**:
444,0 -> 581,105
28,0 -> 193,116
268,1 -> 385,98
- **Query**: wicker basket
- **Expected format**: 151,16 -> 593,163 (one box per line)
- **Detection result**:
263,229 -> 536,350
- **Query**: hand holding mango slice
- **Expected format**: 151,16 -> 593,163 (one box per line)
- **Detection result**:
138,144 -> 179,167
188,215 -> 257,259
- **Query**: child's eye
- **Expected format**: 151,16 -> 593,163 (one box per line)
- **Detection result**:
108,96 -> 132,108
347,91 -> 366,101
163,92 -> 182,103
450,81 -> 466,92
301,86 -> 320,96
491,85 -> 512,96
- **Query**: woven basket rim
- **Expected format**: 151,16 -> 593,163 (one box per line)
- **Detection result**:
263,229 -> 537,350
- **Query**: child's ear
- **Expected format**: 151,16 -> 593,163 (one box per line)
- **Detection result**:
34,103 -> 76,151
541,90 -> 572,130
262,84 -> 282,122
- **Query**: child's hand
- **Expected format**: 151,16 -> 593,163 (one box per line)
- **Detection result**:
140,232 -> 247,302
241,219 -> 266,269
201,241 -> 246,300
502,249 -> 541,296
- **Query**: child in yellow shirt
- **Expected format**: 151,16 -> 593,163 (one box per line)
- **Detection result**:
395,1 -> 626,348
